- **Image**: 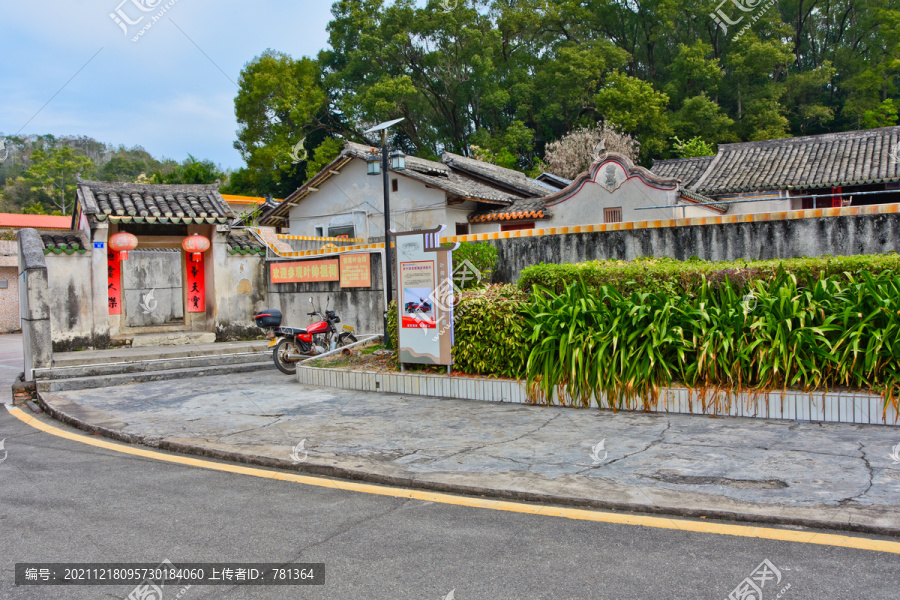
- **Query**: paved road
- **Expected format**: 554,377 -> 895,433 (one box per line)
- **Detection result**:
44,371 -> 900,534
2,406 -> 899,600
0,334 -> 23,388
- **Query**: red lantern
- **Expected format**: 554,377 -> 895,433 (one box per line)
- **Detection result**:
182,234 -> 210,262
109,232 -> 138,261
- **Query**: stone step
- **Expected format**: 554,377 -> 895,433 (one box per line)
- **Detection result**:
36,351 -> 271,380
114,331 -> 218,347
53,340 -> 269,367
37,361 -> 276,393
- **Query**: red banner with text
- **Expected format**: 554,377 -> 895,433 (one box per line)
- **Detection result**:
107,250 -> 122,315
186,255 -> 206,313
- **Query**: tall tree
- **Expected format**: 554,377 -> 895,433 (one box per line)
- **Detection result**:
24,146 -> 96,215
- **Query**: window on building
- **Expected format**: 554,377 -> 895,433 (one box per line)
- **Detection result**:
328,225 -> 355,239
604,207 -> 623,223
456,223 -> 470,235
392,178 -> 399,192
501,222 -> 535,232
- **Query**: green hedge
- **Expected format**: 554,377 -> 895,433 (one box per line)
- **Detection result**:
518,254 -> 900,297
523,272 -> 900,413
451,285 -> 530,379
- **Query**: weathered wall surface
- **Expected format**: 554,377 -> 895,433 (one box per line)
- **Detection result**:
286,159 -> 463,241
45,254 -> 95,352
0,266 -> 20,332
17,230 -> 52,380
214,238 -> 269,341
0,240 -> 20,332
491,212 -> 900,283
267,252 -> 390,336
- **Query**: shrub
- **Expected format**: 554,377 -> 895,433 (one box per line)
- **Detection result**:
451,285 -> 531,378
523,272 -> 900,413
518,254 -> 900,298
450,241 -> 497,288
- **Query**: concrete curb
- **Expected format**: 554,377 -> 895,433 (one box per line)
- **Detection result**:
298,365 -> 900,427
36,391 -> 900,539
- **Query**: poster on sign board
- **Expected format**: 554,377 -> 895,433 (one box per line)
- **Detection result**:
390,226 -> 458,366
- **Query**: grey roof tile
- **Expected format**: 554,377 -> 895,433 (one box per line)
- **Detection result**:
690,127 -> 900,194
651,156 -> 715,188
76,180 -> 234,224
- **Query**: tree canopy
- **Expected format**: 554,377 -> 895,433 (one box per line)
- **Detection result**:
224,0 -> 900,194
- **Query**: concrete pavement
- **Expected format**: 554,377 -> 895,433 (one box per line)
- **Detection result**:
35,370 -> 900,536
0,333 -> 24,388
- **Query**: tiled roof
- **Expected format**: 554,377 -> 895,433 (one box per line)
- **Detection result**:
651,156 -> 715,188
440,152 -> 552,198
0,213 -> 72,230
469,198 -> 551,223
259,141 -> 550,226
344,142 -> 527,204
40,232 -> 87,254
690,127 -> 900,194
76,180 -> 234,225
226,233 -> 266,255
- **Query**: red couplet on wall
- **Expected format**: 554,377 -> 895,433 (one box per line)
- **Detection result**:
186,254 -> 206,313
107,250 -> 122,315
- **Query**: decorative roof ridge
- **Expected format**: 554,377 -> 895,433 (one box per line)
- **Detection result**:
543,153 -> 680,207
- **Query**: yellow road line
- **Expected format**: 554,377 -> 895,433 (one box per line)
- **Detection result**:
7,406 -> 900,554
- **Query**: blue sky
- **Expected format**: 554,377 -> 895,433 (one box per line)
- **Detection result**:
0,0 -> 336,170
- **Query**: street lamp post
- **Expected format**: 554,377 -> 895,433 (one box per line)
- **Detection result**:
364,118 -> 406,349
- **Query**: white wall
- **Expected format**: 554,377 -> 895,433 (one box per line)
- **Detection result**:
288,160 -> 451,240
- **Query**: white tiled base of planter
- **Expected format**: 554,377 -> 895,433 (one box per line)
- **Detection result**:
296,366 -> 899,426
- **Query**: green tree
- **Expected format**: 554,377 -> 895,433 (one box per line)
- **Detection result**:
594,72 -> 671,161
150,154 -> 225,185
24,146 -> 96,215
234,49 -> 329,198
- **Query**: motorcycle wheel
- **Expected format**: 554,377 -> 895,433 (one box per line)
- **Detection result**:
273,338 -> 301,375
337,333 -> 358,347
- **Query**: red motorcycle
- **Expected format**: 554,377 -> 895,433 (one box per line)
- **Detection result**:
254,298 -> 358,374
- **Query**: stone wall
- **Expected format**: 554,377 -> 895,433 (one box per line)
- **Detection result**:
213,237 -> 269,341
45,254 -> 95,352
489,209 -> 900,283
0,241 -> 20,332
267,252 -> 390,336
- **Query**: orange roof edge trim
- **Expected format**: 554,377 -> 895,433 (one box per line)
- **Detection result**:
0,213 -> 72,230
